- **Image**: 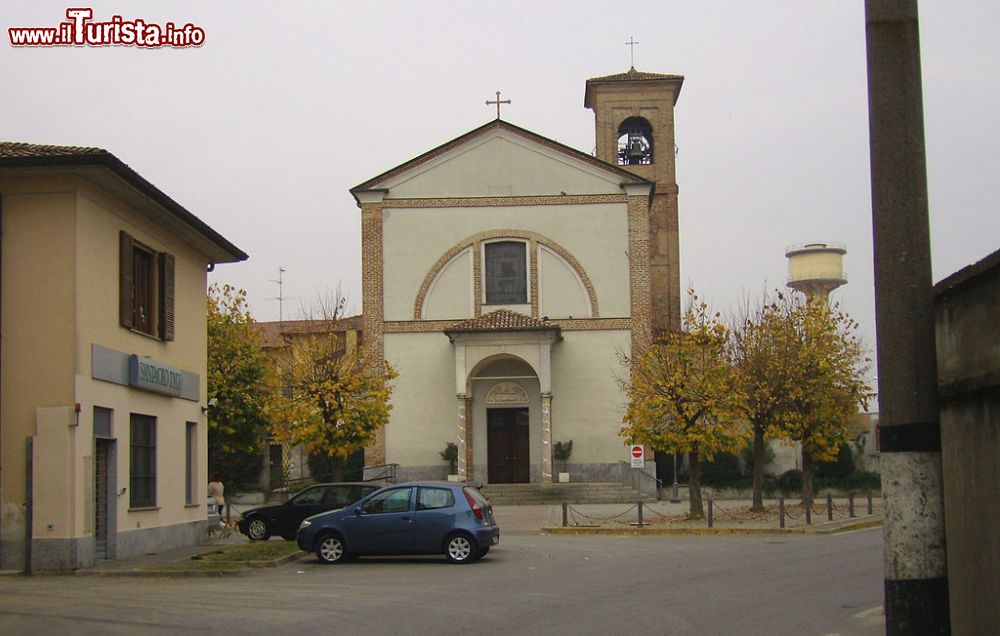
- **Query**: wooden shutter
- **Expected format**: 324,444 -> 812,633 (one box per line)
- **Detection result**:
159,252 -> 175,341
119,231 -> 134,329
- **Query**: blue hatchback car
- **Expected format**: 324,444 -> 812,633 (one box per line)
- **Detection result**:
297,482 -> 500,564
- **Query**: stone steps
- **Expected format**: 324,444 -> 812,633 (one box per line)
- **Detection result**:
481,482 -> 656,505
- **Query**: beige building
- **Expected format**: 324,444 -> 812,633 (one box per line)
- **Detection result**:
352,68 -> 683,485
0,142 -> 246,571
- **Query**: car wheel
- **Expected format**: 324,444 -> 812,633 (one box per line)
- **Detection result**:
445,533 -> 479,564
246,518 -> 271,541
316,533 -> 348,564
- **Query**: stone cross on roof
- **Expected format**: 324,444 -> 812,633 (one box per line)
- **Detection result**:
485,90 -> 511,119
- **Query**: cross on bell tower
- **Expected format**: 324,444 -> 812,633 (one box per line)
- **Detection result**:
584,66 -> 685,333
625,36 -> 639,68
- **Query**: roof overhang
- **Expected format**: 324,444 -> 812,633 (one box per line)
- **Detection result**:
0,152 -> 247,264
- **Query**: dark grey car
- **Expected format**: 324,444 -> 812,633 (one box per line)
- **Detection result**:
238,482 -> 383,540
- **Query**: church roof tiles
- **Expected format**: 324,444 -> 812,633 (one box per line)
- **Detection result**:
585,67 -> 685,83
446,309 -> 559,334
0,141 -> 107,158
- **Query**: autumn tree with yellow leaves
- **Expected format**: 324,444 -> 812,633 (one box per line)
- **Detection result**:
730,291 -> 802,511
620,294 -> 748,519
268,301 -> 397,482
207,284 -> 275,488
776,299 -> 870,503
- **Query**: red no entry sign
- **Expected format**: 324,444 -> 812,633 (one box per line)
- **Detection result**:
630,444 -> 644,468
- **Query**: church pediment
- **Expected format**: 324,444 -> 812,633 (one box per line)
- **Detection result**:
351,120 -> 649,202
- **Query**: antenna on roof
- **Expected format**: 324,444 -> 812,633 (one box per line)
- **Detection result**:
268,267 -> 298,325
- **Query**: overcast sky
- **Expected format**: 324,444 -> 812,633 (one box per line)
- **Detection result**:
5,1 -> 998,364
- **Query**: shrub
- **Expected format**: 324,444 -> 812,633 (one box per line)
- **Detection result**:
775,469 -> 803,494
701,452 -> 742,486
308,452 -> 333,482
816,443 -> 855,479
741,444 -> 775,477
440,442 -> 458,474
553,440 -> 573,462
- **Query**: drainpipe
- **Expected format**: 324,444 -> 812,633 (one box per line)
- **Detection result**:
865,1 -> 950,632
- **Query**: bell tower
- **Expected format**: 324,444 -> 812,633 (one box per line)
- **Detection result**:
585,67 -> 684,333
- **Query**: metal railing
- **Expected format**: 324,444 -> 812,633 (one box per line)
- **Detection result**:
618,461 -> 662,499
558,488 -> 880,530
363,463 -> 398,483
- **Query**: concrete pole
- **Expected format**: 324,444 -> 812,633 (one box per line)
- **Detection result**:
864,2 -> 950,633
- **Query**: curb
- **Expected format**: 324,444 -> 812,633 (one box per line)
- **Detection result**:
74,550 -> 307,578
542,516 -> 882,537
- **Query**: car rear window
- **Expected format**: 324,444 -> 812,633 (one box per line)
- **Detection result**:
417,487 -> 455,510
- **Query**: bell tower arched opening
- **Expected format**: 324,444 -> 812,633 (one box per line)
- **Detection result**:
617,116 -> 654,165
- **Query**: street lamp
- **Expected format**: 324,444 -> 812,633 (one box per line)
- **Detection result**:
670,451 -> 681,503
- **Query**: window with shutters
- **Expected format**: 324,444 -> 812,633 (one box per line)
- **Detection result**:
119,231 -> 175,340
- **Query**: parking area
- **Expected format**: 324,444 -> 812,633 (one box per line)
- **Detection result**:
1,530 -> 885,635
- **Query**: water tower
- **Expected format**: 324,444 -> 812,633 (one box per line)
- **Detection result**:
785,242 -> 847,304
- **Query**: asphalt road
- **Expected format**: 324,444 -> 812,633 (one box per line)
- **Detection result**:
0,528 -> 884,635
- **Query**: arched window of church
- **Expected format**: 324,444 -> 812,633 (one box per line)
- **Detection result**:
617,117 -> 654,165
484,241 -> 527,305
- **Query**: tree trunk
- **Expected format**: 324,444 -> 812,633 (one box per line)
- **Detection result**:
329,455 -> 343,482
688,450 -> 704,519
801,450 -> 814,506
751,426 -> 765,512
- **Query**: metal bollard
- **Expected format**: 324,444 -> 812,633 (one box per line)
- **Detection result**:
562,501 -> 568,527
867,488 -> 873,515
805,498 -> 812,525
637,500 -> 644,528
779,497 -> 785,529
707,495 -> 713,528
827,493 -> 833,521
849,493 -> 855,518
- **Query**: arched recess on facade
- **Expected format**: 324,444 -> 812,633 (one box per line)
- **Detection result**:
465,354 -> 539,396
414,229 -> 599,319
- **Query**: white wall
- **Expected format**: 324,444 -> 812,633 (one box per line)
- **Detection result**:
383,332 -> 459,469
550,330 -> 632,463
383,202 -> 629,321
382,131 -> 625,199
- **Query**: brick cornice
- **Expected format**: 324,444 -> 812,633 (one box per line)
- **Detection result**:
384,317 -> 631,334
381,194 -> 626,208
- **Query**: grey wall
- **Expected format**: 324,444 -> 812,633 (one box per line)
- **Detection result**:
934,249 -> 1000,636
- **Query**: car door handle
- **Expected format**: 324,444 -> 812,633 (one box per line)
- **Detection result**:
400,516 -> 411,522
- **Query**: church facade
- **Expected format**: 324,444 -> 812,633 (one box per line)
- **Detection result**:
352,68 -> 683,485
